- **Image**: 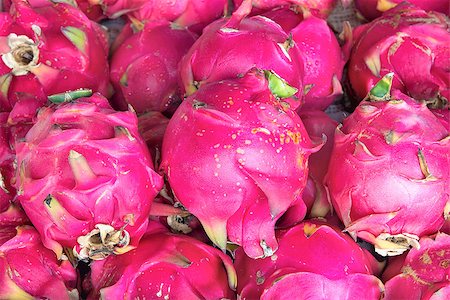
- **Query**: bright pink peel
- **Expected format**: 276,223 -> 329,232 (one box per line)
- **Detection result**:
15,93 -> 164,260
162,69 -> 318,258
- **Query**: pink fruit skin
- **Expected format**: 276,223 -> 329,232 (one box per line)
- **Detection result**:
2,0 -> 106,21
90,0 -> 228,29
161,69 -> 318,259
0,226 -> 78,299
384,233 -> 450,300
278,110 -> 338,227
14,94 -> 164,258
137,111 -> 170,162
348,3 -> 450,106
0,0 -> 110,120
110,22 -> 197,114
86,222 -> 237,299
0,113 -> 29,226
261,8 -> 345,110
235,220 -> 383,299
325,90 -> 449,246
179,12 -> 305,110
233,0 -> 338,19
354,0 -> 450,21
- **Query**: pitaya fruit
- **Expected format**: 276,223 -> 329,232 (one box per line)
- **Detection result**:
2,0 -> 106,21
161,69 -> 320,259
354,0 -> 450,21
233,0 -> 338,19
347,3 -> 450,108
15,91 -> 164,260
86,221 -> 237,299
324,74 -> 450,256
262,7 -> 345,111
137,111 -> 169,165
0,113 -> 16,211
383,233 -> 450,300
0,113 -> 29,226
110,22 -> 197,114
277,110 -> 339,227
0,0 -> 110,120
179,3 -> 305,110
0,226 -> 78,299
88,0 -> 229,31
235,220 -> 384,299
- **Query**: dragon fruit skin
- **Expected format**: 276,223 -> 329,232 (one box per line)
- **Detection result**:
2,0 -> 106,21
261,7 -> 345,110
235,220 -> 384,299
179,9 -> 305,110
354,0 -> 450,21
0,0 -> 110,118
277,110 -> 338,227
110,22 -> 197,114
88,0 -> 228,29
348,3 -> 450,107
383,233 -> 450,300
233,0 -> 338,19
14,93 -> 164,260
161,69 -> 319,259
0,113 -> 15,212
86,221 -> 237,300
0,113 -> 29,227
325,88 -> 449,256
0,226 -> 78,299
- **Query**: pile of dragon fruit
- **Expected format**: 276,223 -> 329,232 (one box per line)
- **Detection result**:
0,0 -> 449,298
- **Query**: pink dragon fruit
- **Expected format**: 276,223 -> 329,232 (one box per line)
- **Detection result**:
2,0 -> 106,21
354,0 -> 450,21
179,2 -> 305,110
0,113 -> 29,226
14,91 -> 164,260
86,221 -> 237,299
324,74 -> 450,256
88,0 -> 228,30
110,22 -> 197,114
235,220 -> 384,299
233,0 -> 338,19
347,3 -> 450,108
262,7 -> 345,110
0,226 -> 17,246
0,0 -> 110,120
161,69 -> 319,259
383,233 -> 450,300
0,226 -> 78,299
277,110 -> 339,227
137,111 -> 169,165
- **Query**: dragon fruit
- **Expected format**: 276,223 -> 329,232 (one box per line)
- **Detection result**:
179,3 -> 305,110
277,110 -> 338,227
0,0 -> 110,120
347,3 -> 450,108
383,233 -> 450,300
354,0 -> 450,21
0,113 -> 29,226
88,0 -> 228,30
161,69 -> 319,259
86,221 -> 237,299
0,226 -> 78,299
137,111 -> 169,165
324,74 -> 450,256
233,0 -> 338,19
235,220 -> 384,299
262,7 -> 345,111
110,22 -> 197,114
2,0 -> 106,21
14,92 -> 164,260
